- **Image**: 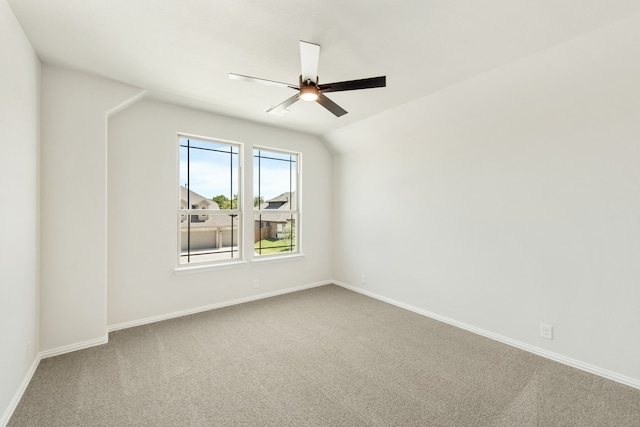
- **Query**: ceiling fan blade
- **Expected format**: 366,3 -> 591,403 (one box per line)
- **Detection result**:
266,94 -> 300,115
318,76 -> 386,93
300,41 -> 320,83
316,93 -> 347,117
229,73 -> 298,90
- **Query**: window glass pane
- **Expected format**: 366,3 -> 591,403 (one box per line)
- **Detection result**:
254,212 -> 296,255
178,135 -> 241,266
253,149 -> 297,209
179,213 -> 240,264
179,138 -> 238,206
253,148 -> 298,257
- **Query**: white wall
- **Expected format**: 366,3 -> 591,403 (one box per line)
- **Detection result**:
326,14 -> 640,384
40,66 -> 143,352
107,100 -> 332,327
0,0 -> 40,423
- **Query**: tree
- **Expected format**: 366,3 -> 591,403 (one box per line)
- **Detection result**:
282,222 -> 294,251
211,194 -> 229,209
212,194 -> 237,210
254,196 -> 264,207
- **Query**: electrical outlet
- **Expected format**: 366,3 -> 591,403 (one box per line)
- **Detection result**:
361,274 -> 366,284
253,279 -> 260,289
540,324 -> 554,340
27,342 -> 32,360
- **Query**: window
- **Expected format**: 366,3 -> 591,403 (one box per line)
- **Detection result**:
178,136 -> 241,265
253,148 -> 299,256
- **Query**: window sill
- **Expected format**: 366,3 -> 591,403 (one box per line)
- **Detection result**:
251,253 -> 305,264
174,260 -> 248,275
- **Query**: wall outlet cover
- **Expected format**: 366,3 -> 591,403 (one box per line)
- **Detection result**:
540,324 -> 554,340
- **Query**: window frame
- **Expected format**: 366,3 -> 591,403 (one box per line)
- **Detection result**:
176,133 -> 244,269
253,146 -> 301,259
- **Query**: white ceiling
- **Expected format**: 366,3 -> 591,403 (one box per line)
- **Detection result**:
8,0 -> 640,136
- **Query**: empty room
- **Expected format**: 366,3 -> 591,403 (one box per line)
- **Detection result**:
2,1 -> 640,425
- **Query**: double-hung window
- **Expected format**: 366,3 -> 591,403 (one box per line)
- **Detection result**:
178,135 -> 241,265
253,148 -> 300,256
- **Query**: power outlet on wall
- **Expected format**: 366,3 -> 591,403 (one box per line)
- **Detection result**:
361,274 -> 366,284
26,341 -> 32,360
253,279 -> 260,289
540,324 -> 554,340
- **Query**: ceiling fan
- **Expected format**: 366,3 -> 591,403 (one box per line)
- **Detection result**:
229,41 -> 386,117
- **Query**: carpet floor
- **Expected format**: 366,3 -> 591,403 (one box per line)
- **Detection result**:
8,285 -> 640,426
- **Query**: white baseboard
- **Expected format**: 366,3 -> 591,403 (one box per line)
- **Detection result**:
108,280 -> 332,332
333,280 -> 640,391
39,335 -> 109,359
1,354 -> 41,427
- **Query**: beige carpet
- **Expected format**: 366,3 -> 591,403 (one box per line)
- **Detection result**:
9,285 -> 640,426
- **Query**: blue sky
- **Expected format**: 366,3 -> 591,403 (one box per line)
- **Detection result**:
253,149 -> 297,202
179,138 -> 296,203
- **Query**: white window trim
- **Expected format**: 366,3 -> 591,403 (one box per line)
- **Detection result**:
174,260 -> 248,275
251,253 -> 305,264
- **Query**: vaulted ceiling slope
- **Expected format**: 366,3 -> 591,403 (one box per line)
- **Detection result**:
8,0 -> 640,136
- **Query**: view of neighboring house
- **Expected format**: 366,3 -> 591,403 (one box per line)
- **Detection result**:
179,187 -> 294,254
179,186 -> 239,252
179,186 -> 214,211
254,192 -> 296,241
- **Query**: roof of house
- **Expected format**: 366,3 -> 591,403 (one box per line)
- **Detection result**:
260,192 -> 296,209
266,192 -> 293,203
256,192 -> 297,222
180,186 -> 218,209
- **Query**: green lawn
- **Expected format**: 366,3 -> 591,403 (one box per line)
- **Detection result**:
255,238 -> 294,255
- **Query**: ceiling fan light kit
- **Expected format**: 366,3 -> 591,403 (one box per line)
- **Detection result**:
299,84 -> 319,101
230,40 -> 386,117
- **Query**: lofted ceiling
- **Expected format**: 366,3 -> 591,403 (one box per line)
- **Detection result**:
7,0 -> 640,136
